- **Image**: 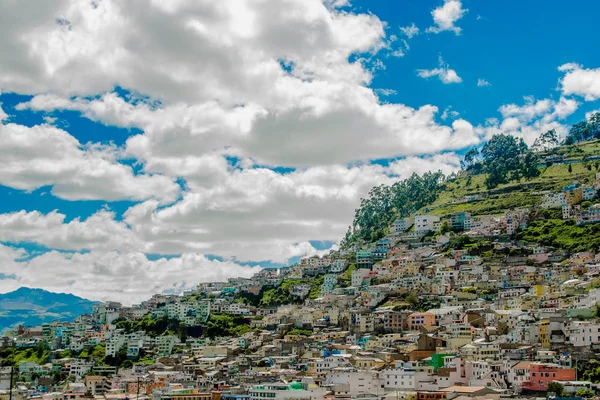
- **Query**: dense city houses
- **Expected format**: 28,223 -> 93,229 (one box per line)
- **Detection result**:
5,174 -> 600,399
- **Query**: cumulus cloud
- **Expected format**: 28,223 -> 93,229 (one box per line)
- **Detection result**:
477,78 -> 491,87
559,63 -> 600,101
478,96 -> 579,145
0,121 -> 179,203
17,89 -> 478,167
417,56 -> 462,84
7,0 -> 481,168
0,210 -> 143,252
0,0 -> 487,298
427,0 -> 468,35
386,153 -> 461,177
0,154 -> 464,264
0,103 -> 7,121
0,244 -> 261,304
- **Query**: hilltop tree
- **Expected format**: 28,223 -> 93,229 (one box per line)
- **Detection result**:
460,148 -> 480,171
565,113 -> 600,144
532,129 -> 560,152
481,134 -> 539,189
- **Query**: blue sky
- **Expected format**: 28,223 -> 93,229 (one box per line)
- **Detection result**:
0,0 -> 599,303
356,0 -> 600,124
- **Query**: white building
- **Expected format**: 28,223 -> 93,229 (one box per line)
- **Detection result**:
381,367 -> 417,390
565,321 -> 600,347
331,259 -> 349,273
414,215 -> 440,233
105,335 -> 126,357
316,354 -> 353,373
249,380 -> 326,400
352,268 -> 371,288
324,370 -> 382,398
157,335 -> 177,356
540,192 -> 566,209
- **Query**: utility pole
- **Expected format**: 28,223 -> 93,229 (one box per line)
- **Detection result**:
8,366 -> 14,400
136,376 -> 140,400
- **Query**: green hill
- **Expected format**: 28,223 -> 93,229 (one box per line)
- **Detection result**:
426,156 -> 600,218
343,129 -> 600,250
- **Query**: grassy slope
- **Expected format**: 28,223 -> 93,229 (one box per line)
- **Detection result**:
422,155 -> 600,219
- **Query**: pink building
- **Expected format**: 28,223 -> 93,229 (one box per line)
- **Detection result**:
523,363 -> 576,392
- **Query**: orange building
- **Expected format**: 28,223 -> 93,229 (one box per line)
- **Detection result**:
524,363 -> 576,392
408,312 -> 436,329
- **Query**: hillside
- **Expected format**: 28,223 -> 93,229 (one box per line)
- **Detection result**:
426,152 -> 600,218
344,132 -> 600,249
0,287 -> 99,332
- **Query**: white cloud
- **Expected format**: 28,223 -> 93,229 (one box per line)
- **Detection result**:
0,0 -> 489,296
0,103 -> 7,122
6,1 -> 482,168
386,153 -> 461,177
499,97 -> 553,121
0,122 -> 179,203
18,89 -> 478,167
400,23 -> 420,38
477,78 -> 491,87
0,209 -> 143,252
375,88 -> 397,97
0,0 -> 386,100
324,0 -> 351,9
417,56 -> 462,84
0,244 -> 261,304
0,153 -> 464,264
559,63 -> 600,101
441,106 -> 460,120
426,0 -> 468,35
479,95 -> 579,145
586,109 -> 600,120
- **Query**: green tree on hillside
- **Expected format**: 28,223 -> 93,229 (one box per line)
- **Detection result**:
481,134 -> 539,189
460,148 -> 480,171
565,113 -> 600,144
346,171 -> 444,244
532,129 -> 560,152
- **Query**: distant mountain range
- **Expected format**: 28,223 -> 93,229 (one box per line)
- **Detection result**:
0,287 -> 100,332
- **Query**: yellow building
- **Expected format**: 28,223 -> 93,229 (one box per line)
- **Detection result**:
539,319 -> 550,348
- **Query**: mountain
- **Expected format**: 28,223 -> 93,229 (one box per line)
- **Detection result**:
0,287 -> 100,332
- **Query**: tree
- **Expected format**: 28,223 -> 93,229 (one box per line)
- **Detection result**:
569,164 -> 573,174
440,221 -> 451,235
406,292 -> 418,306
532,129 -> 560,152
590,112 -> 600,139
547,382 -> 564,396
481,134 -> 538,189
575,388 -> 595,399
178,322 -> 188,343
348,171 -> 445,243
461,148 -> 480,170
568,121 -> 592,143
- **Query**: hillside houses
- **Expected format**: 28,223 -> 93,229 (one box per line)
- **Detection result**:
7,208 -> 600,400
